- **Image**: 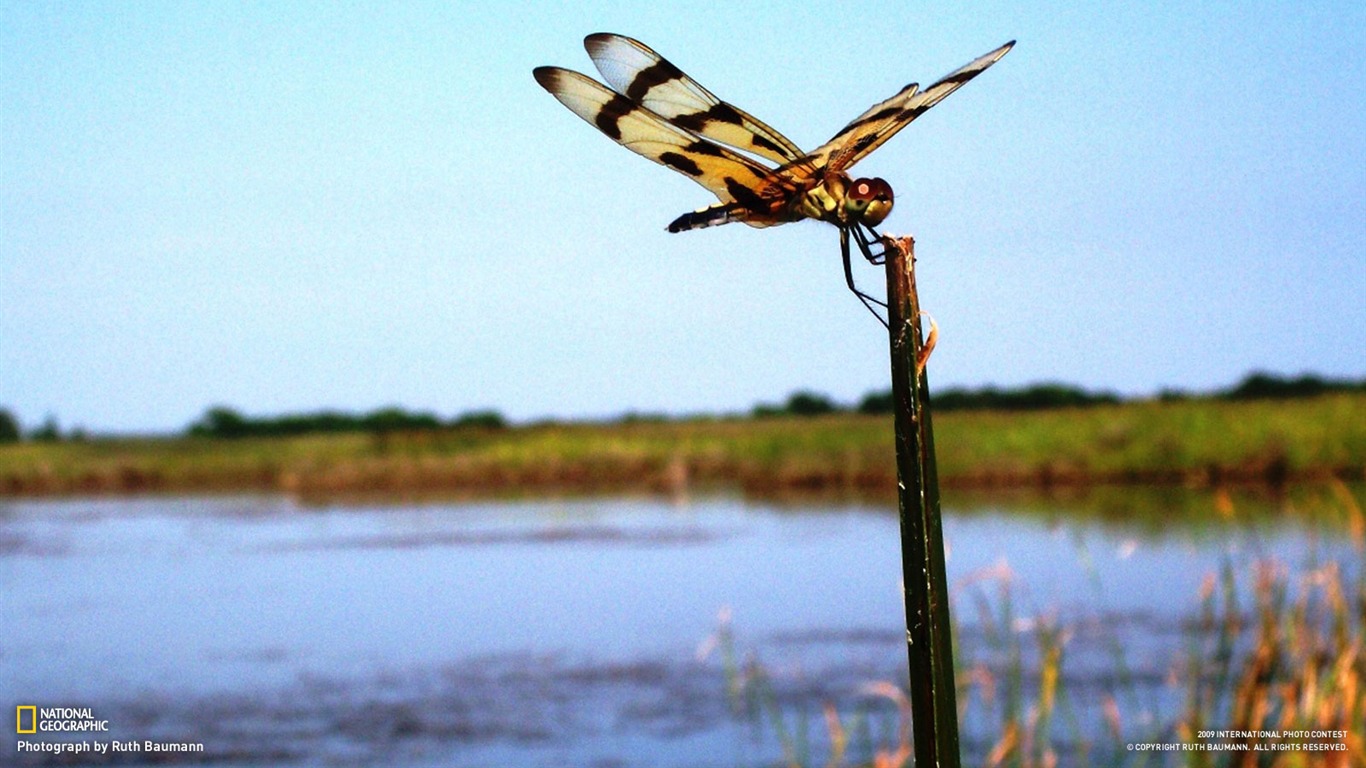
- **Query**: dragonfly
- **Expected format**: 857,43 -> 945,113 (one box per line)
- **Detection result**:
533,34 -> 1013,323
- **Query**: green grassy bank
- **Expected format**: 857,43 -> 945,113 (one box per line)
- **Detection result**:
2,393 -> 1363,498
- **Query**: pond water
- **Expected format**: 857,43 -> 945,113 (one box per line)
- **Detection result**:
1,490 -> 1358,767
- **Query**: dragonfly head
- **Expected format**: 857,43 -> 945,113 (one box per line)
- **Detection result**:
845,177 -> 894,227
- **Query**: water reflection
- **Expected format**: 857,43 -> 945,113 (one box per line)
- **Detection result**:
1,487 -> 1359,766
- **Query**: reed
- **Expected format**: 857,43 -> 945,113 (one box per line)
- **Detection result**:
1175,483 -> 1365,765
703,485 -> 1364,767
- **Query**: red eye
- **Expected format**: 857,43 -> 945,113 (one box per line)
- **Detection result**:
846,176 -> 894,226
850,177 -> 893,203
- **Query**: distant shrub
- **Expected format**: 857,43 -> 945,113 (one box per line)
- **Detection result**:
188,406 -> 252,438
0,409 -> 20,443
753,391 -> 840,418
31,415 -> 62,442
363,407 -> 442,433
785,391 -> 838,416
617,411 -> 671,425
1218,371 -> 1364,400
450,410 -> 507,430
751,403 -> 785,419
857,391 -> 895,414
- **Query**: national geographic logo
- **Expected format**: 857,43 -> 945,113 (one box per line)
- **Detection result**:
15,706 -> 206,757
15,706 -> 110,733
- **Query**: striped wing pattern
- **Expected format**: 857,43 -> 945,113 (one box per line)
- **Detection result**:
532,66 -> 774,207
582,33 -> 804,166
811,40 -> 1016,175
534,34 -> 1013,231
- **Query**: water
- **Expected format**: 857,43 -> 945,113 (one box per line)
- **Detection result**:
1,491 -> 1358,766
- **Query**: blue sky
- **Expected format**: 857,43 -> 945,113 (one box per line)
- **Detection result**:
3,1 -> 1363,433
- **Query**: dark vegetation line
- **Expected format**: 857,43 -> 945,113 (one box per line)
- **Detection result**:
1,371 -> 1363,443
184,407 -> 507,440
843,371 -> 1366,415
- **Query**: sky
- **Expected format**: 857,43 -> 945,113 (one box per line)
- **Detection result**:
2,1 -> 1364,434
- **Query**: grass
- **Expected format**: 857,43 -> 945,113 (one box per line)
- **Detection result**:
703,483 -> 1365,767
2,393 -> 1364,497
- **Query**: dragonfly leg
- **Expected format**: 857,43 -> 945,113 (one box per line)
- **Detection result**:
841,227 -> 889,327
852,223 -> 891,265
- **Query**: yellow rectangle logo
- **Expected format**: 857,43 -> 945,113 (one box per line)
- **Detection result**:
16,705 -> 36,733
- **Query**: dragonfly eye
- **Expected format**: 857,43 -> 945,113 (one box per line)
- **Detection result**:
846,177 -> 894,226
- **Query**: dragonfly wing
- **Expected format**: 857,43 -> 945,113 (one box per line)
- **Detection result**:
584,33 -> 805,165
811,40 -> 1015,174
534,66 -> 775,207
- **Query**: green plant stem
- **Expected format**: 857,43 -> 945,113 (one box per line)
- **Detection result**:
885,236 -> 960,766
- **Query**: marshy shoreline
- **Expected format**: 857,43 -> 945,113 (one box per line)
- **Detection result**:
3,393 -> 1363,500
